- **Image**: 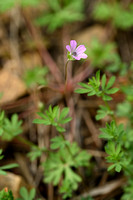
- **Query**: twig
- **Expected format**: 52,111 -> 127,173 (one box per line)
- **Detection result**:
10,6 -> 24,73
71,178 -> 126,200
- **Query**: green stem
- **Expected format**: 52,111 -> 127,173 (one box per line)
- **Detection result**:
16,135 -> 49,153
17,135 -> 37,148
104,100 -> 116,122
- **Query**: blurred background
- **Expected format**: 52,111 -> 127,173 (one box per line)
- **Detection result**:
0,0 -> 133,200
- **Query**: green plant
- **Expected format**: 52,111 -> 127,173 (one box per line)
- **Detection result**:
87,38 -> 116,67
33,105 -> 72,132
0,187 -> 41,200
32,103 -> 91,198
87,38 -> 127,74
75,70 -> 119,101
0,0 -> 42,12
0,111 -> 23,141
43,140 -> 90,199
75,63 -> 133,199
75,71 -> 131,173
0,188 -> 14,200
16,187 -> 38,200
121,180 -> 133,200
96,105 -> 114,120
35,0 -> 84,32
23,66 -> 48,89
27,146 -> 47,161
93,1 -> 133,29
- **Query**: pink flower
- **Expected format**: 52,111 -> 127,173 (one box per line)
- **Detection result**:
66,40 -> 88,60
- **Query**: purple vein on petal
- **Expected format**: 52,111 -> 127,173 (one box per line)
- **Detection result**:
76,45 -> 86,54
79,53 -> 88,59
70,40 -> 77,52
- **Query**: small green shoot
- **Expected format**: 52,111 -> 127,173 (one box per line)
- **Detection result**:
33,105 -> 72,132
75,70 -> 119,101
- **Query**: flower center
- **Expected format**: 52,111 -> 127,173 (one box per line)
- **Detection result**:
72,51 -> 77,56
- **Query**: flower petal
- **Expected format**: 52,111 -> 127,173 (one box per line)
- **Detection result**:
79,53 -> 88,59
76,45 -> 86,54
72,55 -> 81,60
70,40 -> 77,52
66,45 -> 71,52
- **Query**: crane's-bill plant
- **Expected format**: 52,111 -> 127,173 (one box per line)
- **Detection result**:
30,40 -> 91,199
1,37 -> 132,199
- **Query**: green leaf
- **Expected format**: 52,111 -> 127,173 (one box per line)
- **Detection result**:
33,118 -> 51,125
107,164 -> 116,171
29,188 -> 36,200
0,170 -> 6,175
100,121 -> 125,142
101,74 -> 106,90
106,76 -> 116,89
75,88 -> 90,94
2,114 -> 23,141
115,164 -> 122,172
106,88 -> 119,94
20,187 -> 29,200
103,95 -> 112,101
87,90 -> 96,96
27,146 -> 46,161
50,136 -> 69,149
0,163 -> 19,170
33,106 -> 71,132
56,126 -> 65,132
96,70 -> 100,83
96,105 -> 112,120
59,107 -> 69,121
59,117 -> 72,124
